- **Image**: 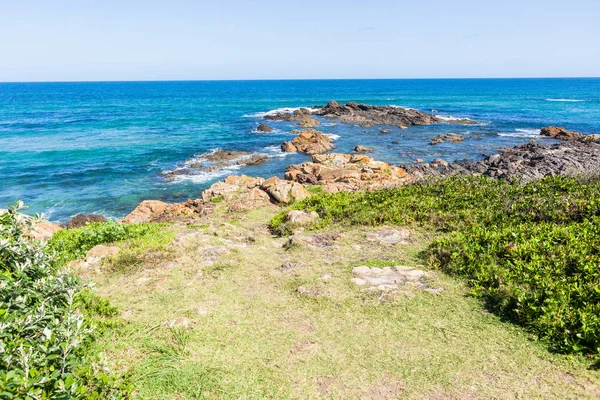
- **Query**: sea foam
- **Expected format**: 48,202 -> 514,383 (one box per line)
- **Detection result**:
498,128 -> 541,138
243,107 -> 320,118
545,98 -> 586,102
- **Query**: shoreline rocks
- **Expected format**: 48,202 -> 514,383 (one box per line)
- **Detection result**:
403,141 -> 600,181
540,126 -> 600,143
285,153 -> 412,192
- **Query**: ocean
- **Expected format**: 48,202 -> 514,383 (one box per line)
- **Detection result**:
1,78 -> 599,222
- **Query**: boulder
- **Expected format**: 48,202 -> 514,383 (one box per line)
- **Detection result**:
286,210 -> 319,224
266,182 -> 310,204
123,200 -> 169,223
281,129 -> 334,155
257,123 -> 274,132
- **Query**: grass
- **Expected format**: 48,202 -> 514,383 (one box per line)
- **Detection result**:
273,175 -> 600,359
85,206 -> 600,399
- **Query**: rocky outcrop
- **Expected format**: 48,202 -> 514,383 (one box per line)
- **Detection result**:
257,123 -> 274,132
281,129 -> 335,155
64,214 -> 106,229
285,153 -> 412,192
313,100 -> 477,128
429,133 -> 464,145
403,142 -> 600,181
540,126 -> 600,143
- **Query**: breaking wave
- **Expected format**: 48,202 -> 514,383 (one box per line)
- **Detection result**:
243,107 -> 320,118
545,98 -> 586,102
498,128 -> 541,138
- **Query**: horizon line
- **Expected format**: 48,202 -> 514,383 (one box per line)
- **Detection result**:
1,76 -> 599,84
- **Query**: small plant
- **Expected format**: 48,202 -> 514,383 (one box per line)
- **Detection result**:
0,201 -> 130,398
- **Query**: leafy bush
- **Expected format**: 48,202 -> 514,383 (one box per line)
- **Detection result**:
0,201 -> 130,398
48,221 -> 170,266
273,176 -> 600,358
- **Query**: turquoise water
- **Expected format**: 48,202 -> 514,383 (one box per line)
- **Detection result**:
1,78 -> 599,222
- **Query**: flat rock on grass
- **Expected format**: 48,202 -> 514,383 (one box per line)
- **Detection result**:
287,232 -> 342,248
351,265 -> 441,293
366,229 -> 411,245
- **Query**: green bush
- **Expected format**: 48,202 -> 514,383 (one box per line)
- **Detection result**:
48,221 -> 169,266
0,201 -> 130,398
273,176 -> 600,358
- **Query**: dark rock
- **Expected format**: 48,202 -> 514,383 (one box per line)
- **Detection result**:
402,142 -> 600,181
257,123 -> 274,132
354,145 -> 372,153
64,214 -> 106,229
313,101 -> 477,128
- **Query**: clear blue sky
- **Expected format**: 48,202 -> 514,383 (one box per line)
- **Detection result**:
1,0 -> 599,82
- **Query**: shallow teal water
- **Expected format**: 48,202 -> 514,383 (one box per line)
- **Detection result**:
1,78 -> 599,221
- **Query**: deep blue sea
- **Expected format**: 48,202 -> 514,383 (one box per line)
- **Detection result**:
1,78 -> 599,222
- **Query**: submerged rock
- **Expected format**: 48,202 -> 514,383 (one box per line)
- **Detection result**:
429,133 -> 464,145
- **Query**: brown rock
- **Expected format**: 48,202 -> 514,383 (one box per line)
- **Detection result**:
430,133 -> 464,145
281,141 -> 298,153
123,200 -> 169,223
540,126 -> 584,141
282,129 -> 334,155
297,118 -> 321,128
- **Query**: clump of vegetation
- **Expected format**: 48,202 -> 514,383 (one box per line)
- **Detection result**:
48,221 -> 171,266
272,176 -> 600,358
0,201 -> 130,398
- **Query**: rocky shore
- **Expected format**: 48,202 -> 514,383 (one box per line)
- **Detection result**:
404,141 -> 600,181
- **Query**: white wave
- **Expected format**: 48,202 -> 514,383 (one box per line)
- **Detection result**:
263,145 -> 290,158
498,128 -> 541,138
168,165 -> 242,184
326,134 -> 341,140
243,107 -> 320,118
545,98 -> 586,102
389,105 -> 415,111
436,115 -> 475,122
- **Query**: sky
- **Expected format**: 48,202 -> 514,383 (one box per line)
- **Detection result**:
0,0 -> 599,82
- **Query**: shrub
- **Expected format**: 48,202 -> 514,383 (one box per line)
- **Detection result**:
48,221 -> 170,266
0,201 -> 129,398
